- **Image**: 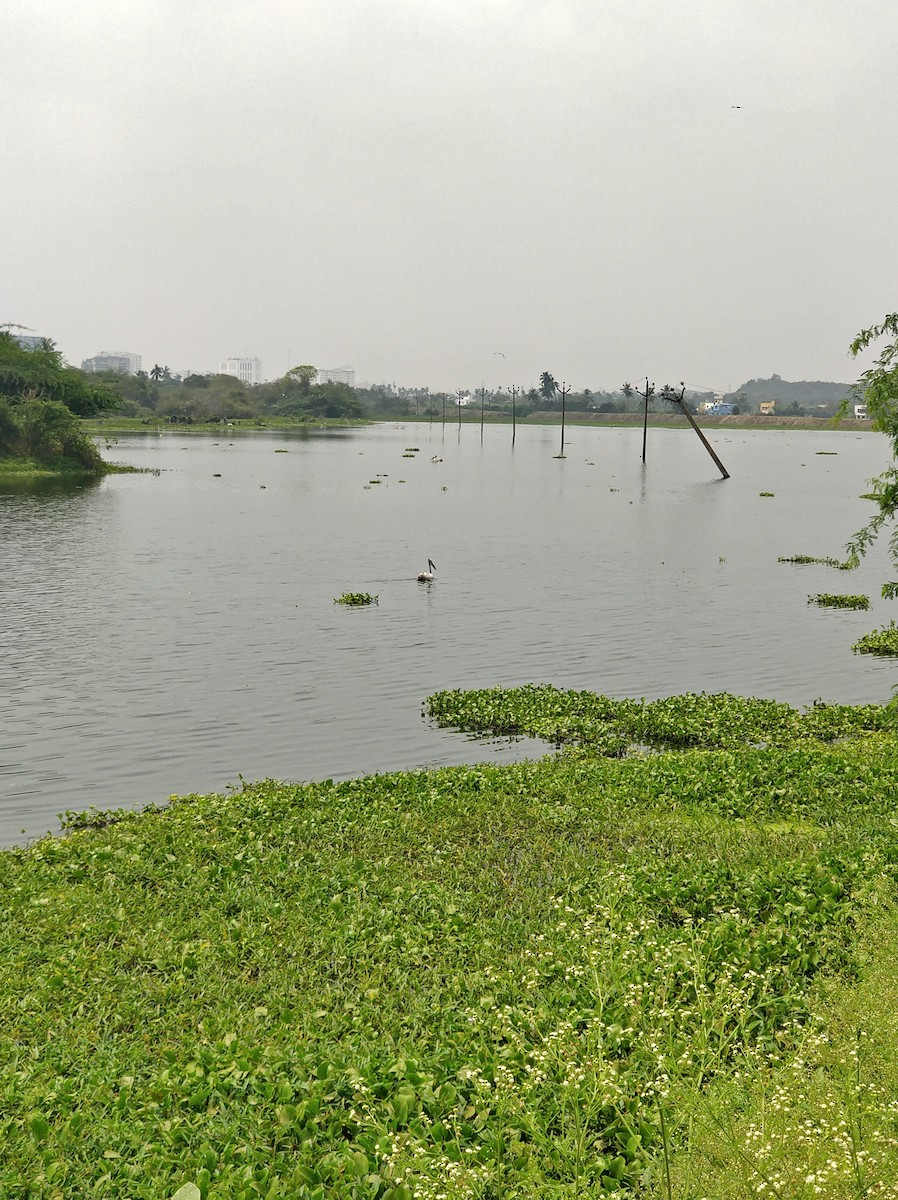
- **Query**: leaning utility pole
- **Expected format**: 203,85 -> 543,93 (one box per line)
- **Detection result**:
666,384 -> 730,479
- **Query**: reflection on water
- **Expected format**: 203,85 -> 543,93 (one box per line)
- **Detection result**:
1,422 -> 895,845
0,473 -> 103,498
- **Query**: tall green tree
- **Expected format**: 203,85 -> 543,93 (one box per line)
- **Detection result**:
285,365 -> 317,397
539,371 -> 557,404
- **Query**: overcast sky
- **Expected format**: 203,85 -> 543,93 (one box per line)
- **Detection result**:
3,0 -> 896,392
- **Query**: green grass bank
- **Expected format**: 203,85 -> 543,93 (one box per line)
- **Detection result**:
3,689 -> 898,1198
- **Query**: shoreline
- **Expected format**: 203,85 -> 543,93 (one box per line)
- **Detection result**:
82,412 -> 876,436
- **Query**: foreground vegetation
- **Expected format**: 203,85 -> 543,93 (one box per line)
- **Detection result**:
4,690 -> 898,1198
1,329 -> 120,475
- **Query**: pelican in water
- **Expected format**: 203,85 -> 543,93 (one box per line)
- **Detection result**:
417,559 -> 436,582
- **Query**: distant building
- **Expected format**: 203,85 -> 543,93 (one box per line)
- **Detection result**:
219,356 -> 262,385
13,334 -> 46,350
82,351 -> 142,374
759,400 -> 776,416
318,367 -> 355,386
855,403 -> 868,419
698,394 -> 725,414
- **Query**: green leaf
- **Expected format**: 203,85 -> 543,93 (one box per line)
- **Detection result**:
170,1186 -> 202,1200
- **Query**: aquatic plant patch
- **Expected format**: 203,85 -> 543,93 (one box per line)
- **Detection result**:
778,554 -> 856,569
4,686 -> 898,1198
425,684 -> 889,753
334,592 -> 378,606
3,733 -> 898,1197
853,622 -> 898,655
808,593 -> 870,609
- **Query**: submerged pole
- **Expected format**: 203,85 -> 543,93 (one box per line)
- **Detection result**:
510,384 -> 518,446
672,389 -> 730,479
558,381 -> 571,456
641,377 -> 652,464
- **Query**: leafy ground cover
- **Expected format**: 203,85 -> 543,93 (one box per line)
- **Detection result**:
3,691 -> 898,1198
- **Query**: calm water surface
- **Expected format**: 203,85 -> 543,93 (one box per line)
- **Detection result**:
2,421 -> 895,844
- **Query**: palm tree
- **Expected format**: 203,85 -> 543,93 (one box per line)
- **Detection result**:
539,371 -> 557,404
150,364 -> 163,382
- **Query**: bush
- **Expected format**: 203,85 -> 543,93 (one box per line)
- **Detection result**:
0,397 -> 104,471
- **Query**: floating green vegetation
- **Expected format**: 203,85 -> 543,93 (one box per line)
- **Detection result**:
3,692 -> 898,1196
778,554 -> 856,570
816,450 -> 838,455
759,491 -> 775,497
274,449 -> 288,453
809,593 -> 870,610
404,447 -> 420,452
368,478 -> 383,484
425,684 -> 889,753
401,453 -> 416,458
853,622 -> 898,655
334,591 -> 378,606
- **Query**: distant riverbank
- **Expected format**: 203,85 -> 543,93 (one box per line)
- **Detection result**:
83,411 -> 875,436
527,410 -> 875,431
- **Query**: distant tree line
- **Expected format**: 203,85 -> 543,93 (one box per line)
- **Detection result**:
102,364 -> 366,423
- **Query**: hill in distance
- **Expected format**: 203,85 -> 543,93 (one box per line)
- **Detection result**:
723,374 -> 853,415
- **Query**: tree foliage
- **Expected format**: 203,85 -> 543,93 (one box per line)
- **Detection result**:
844,314 -> 898,588
0,329 -> 121,417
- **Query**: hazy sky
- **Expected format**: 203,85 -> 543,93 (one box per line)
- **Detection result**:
3,0 -> 897,392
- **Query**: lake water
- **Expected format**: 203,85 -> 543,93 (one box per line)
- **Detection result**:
2,421 -> 896,845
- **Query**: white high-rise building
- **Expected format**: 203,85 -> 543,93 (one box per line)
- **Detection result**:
219,356 -> 262,385
318,367 -> 355,386
81,351 -> 142,374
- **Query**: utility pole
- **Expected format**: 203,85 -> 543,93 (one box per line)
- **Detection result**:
456,390 -> 464,432
478,387 -> 487,440
667,384 -> 730,479
558,381 -> 571,456
640,378 -> 655,464
509,384 -> 519,446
